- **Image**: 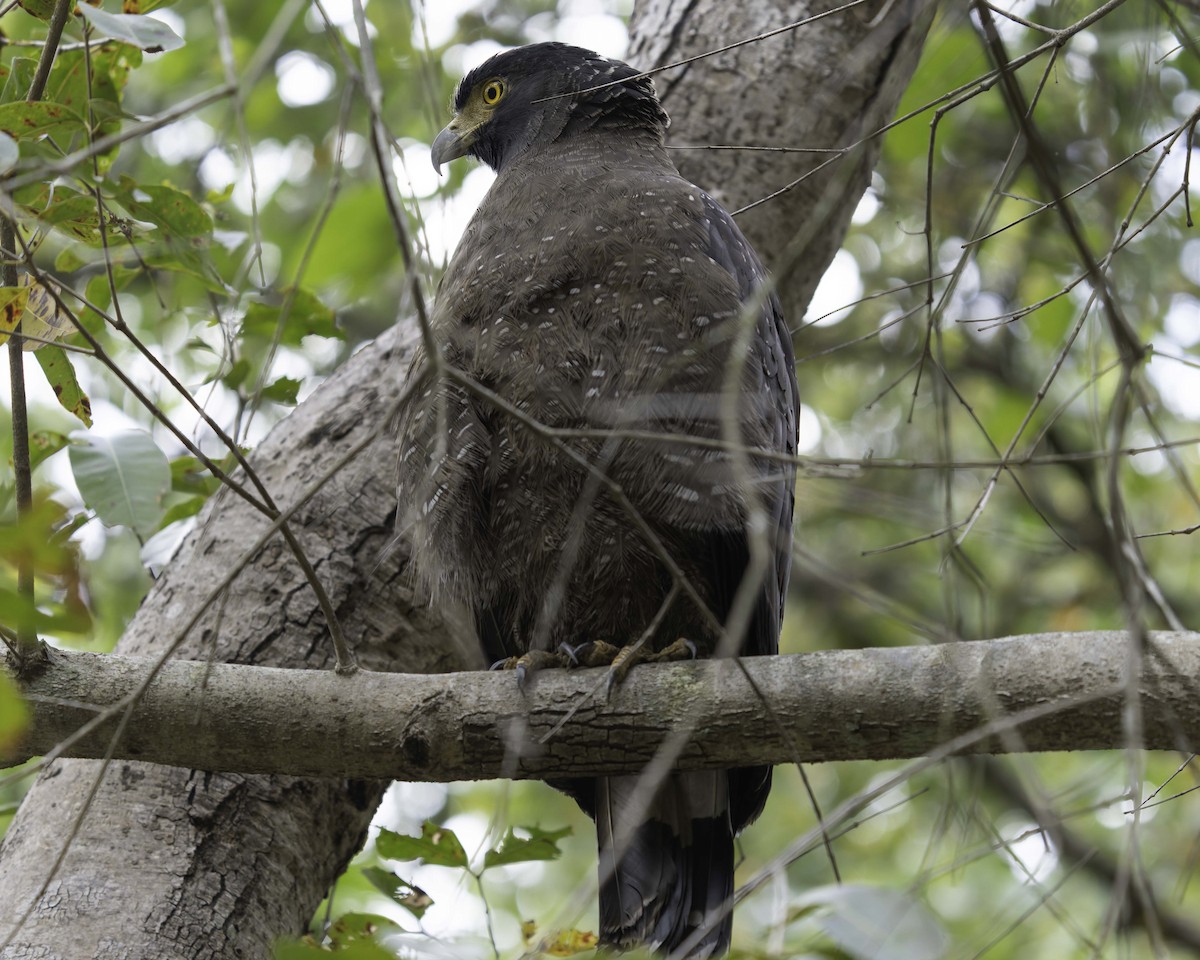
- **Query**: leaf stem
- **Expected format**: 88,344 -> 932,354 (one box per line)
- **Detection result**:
4,0 -> 71,671
5,220 -> 38,668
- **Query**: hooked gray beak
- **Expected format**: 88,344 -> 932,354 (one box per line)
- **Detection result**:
431,122 -> 473,174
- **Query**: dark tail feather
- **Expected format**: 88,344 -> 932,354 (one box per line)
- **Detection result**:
596,772 -> 734,958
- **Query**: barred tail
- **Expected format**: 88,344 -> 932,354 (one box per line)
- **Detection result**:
596,771 -> 733,958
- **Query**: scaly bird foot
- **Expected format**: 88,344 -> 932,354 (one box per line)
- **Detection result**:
489,648 -> 571,691
559,640 -> 622,668
607,636 -> 699,693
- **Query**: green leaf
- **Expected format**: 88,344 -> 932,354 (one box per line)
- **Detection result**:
272,943 -> 326,960
326,912 -> 400,947
42,46 -> 142,169
142,246 -> 228,293
0,588 -> 39,639
0,668 -> 31,754
156,495 -> 207,531
0,497 -> 74,573
795,885 -> 949,960
35,188 -> 96,226
0,59 -> 37,105
17,0 -> 57,20
0,497 -> 90,637
0,133 -> 18,175
275,938 -> 395,960
221,357 -> 251,390
0,101 -> 85,141
114,177 -> 213,239
376,821 -> 469,868
242,287 -> 340,343
0,584 -> 90,637
69,430 -> 171,536
54,246 -> 88,272
77,5 -> 185,53
482,825 -> 572,869
46,47 -> 141,119
35,347 -> 92,427
38,191 -> 106,243
261,375 -> 301,405
169,454 -> 224,497
206,182 -> 235,204
528,926 -> 600,957
360,867 -> 434,919
18,184 -> 134,248
29,430 -> 69,471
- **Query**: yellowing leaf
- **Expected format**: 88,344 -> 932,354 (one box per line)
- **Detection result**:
0,286 -> 30,340
518,915 -> 600,955
0,276 -> 72,351
538,929 -> 599,957
35,347 -> 92,427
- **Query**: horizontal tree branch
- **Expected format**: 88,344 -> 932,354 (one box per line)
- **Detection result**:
9,631 -> 1199,781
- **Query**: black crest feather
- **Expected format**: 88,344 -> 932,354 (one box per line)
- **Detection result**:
454,42 -> 669,171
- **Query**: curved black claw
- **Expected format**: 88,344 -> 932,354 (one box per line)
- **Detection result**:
558,642 -> 583,666
559,640 -> 621,668
492,648 -> 570,691
658,637 -> 698,662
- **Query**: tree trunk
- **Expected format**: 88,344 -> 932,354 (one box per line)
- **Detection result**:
0,2 -> 931,956
0,324 -> 467,959
630,0 -> 934,311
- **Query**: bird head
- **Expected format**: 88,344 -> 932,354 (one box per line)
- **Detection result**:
431,42 -> 669,174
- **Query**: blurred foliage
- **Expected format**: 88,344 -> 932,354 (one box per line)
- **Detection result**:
776,4 -> 1200,957
0,0 -> 1198,958
797,3 -> 1200,658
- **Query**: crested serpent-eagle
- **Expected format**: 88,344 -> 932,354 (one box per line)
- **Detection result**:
397,42 -> 798,958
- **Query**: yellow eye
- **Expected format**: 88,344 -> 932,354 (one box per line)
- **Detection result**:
481,80 -> 505,106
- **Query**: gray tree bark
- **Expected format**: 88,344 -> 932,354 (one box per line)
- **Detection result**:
0,2 -> 932,957
630,0 -> 934,310
0,324 -> 460,960
11,632 -> 1200,779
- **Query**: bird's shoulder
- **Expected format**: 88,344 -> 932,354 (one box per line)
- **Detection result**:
433,156 -> 720,319
430,140 -> 797,452
459,153 -> 748,278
